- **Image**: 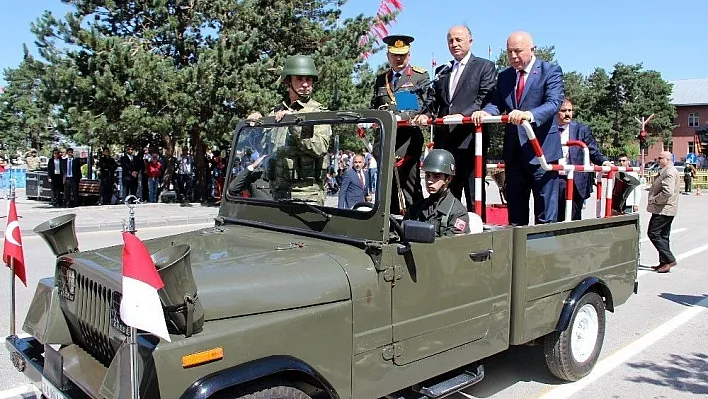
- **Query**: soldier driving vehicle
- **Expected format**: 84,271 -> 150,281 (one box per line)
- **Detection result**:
406,149 -> 470,236
247,55 -> 332,205
371,34 -> 428,215
7,110 -> 639,399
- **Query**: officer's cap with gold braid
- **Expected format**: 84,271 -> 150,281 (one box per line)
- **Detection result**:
382,35 -> 414,55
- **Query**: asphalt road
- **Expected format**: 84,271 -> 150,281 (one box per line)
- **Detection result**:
0,192 -> 707,399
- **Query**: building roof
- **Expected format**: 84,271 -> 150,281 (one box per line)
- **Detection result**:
671,79 -> 708,106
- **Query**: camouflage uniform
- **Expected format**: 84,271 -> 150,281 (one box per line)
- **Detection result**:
265,99 -> 331,205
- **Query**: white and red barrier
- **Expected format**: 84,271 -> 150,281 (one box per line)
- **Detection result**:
397,115 -> 635,222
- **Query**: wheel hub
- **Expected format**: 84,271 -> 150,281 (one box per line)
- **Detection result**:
570,303 -> 599,363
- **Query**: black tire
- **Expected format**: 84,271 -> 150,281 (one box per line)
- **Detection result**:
544,291 -> 606,381
234,386 -> 312,399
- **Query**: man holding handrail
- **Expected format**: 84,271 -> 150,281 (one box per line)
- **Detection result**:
472,31 -> 564,225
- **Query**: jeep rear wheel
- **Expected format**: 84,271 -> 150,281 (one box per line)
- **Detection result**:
234,386 -> 312,399
544,292 -> 606,381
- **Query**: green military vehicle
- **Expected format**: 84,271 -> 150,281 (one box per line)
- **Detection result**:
6,111 -> 639,399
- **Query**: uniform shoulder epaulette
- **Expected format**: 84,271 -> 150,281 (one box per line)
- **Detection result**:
412,66 -> 427,74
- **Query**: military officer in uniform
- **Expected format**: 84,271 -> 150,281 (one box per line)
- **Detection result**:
371,34 -> 429,215
406,149 -> 470,236
247,55 -> 332,205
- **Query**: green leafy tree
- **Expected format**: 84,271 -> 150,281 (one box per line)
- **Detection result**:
0,46 -> 54,156
29,0 -> 380,200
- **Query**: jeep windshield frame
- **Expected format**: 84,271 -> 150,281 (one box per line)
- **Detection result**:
218,110 -> 396,243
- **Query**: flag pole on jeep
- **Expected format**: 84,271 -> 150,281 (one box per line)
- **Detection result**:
123,195 -> 140,399
4,178 -> 27,337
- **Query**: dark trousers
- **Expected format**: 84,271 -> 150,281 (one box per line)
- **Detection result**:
123,177 -> 138,198
178,174 -> 192,201
684,177 -> 692,193
50,175 -> 63,206
506,161 -> 560,225
557,177 -> 584,221
100,178 -> 114,205
647,214 -> 675,265
63,177 -> 79,207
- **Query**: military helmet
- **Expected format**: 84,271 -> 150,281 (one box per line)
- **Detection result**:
280,55 -> 318,82
423,149 -> 455,176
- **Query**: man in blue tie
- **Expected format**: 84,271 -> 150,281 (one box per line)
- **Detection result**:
62,148 -> 82,207
472,31 -> 564,225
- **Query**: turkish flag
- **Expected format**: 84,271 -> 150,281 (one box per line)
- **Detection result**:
119,233 -> 171,341
3,198 -> 26,286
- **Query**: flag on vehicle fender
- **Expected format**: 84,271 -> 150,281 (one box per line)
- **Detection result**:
3,197 -> 26,286
119,232 -> 171,342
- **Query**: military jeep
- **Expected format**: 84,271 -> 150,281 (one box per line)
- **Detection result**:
7,110 -> 639,399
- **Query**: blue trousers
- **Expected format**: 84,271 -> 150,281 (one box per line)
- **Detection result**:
505,161 -> 560,225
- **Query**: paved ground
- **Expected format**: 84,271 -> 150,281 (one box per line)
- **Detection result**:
1,189 -> 220,237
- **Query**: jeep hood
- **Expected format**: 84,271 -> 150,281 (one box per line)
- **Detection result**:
68,226 -> 353,321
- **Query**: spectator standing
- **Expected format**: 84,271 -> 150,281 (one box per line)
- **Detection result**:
62,148 -> 82,208
25,149 -> 40,171
98,147 -> 118,205
177,146 -> 194,202
120,146 -> 143,199
647,151 -> 680,273
47,149 -> 63,207
146,152 -> 163,203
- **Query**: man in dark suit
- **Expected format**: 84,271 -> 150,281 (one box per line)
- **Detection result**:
47,148 -> 64,207
555,98 -> 610,221
371,34 -> 428,215
413,25 -> 496,218
473,31 -> 564,225
120,146 -> 143,199
62,147 -> 82,207
338,155 -> 370,209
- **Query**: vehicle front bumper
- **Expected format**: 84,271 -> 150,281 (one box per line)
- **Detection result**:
6,335 -> 90,399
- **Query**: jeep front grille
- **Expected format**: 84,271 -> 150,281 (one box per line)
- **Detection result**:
75,273 -> 118,366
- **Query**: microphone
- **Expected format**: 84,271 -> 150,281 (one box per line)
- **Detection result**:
433,62 -> 453,82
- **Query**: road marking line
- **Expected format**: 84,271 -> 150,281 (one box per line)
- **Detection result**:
535,295 -> 708,399
638,242 -> 708,276
0,384 -> 37,399
639,228 -> 686,243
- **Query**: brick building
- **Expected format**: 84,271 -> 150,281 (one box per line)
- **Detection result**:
648,79 -> 708,165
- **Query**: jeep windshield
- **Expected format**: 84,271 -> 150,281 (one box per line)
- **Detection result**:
218,110 -> 396,243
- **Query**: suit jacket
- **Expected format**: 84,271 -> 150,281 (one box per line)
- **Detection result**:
422,54 -> 496,150
47,157 -> 64,181
61,157 -> 82,181
227,168 -> 271,200
646,165 -> 680,216
566,122 -> 607,199
338,168 -> 369,209
483,59 -> 564,164
120,154 -> 144,182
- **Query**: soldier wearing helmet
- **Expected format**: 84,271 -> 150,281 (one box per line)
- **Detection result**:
406,149 -> 470,236
246,55 -> 332,205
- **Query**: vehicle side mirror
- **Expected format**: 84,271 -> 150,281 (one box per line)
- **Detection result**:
401,220 -> 436,244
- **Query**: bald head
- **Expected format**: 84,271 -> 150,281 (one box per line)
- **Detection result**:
506,31 -> 535,71
447,25 -> 473,61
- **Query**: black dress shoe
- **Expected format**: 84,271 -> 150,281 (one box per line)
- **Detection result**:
656,262 -> 677,273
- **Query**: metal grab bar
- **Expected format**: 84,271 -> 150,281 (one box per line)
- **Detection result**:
397,115 -> 636,221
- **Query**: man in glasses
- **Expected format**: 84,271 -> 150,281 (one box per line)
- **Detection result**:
616,154 -> 640,213
646,151 -> 680,273
554,97 -> 611,220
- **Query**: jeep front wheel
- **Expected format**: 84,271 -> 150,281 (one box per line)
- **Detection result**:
544,292 -> 606,381
234,386 -> 312,399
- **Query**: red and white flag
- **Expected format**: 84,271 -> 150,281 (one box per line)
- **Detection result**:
119,232 -> 171,342
3,198 -> 26,286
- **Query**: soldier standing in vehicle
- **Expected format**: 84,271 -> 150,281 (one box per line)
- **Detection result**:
371,34 -> 428,215
247,55 -> 332,205
406,149 -> 470,236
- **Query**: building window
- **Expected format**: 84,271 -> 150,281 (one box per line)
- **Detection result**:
688,113 -> 699,127
689,142 -> 695,154
664,140 -> 673,154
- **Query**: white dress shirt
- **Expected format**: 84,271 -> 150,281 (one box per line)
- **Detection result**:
449,52 -> 472,97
